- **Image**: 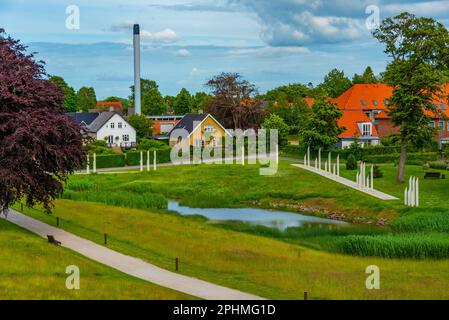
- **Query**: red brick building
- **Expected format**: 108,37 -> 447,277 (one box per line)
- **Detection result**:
148,115 -> 184,136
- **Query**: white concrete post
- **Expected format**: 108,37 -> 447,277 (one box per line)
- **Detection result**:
304,154 -> 307,167
242,146 -> 245,166
86,154 -> 90,175
307,146 -> 311,167
404,187 -> 408,206
93,153 -> 97,173
328,152 -> 331,173
337,155 -> 340,176
154,150 -> 157,171
415,178 -> 419,207
370,165 -> 374,191
140,151 -> 143,172
318,148 -> 322,171
276,144 -> 279,166
325,161 -> 328,173
315,158 -> 318,170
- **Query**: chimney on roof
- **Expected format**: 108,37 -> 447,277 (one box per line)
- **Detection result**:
133,24 -> 141,115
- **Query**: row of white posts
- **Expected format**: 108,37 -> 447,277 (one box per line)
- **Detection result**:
303,147 -> 340,177
405,176 -> 419,207
86,151 -> 157,174
356,162 -> 374,191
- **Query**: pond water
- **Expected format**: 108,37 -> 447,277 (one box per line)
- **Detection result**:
168,201 -> 348,231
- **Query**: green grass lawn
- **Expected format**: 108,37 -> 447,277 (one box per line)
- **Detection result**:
16,200 -> 449,300
0,219 -> 194,300
12,160 -> 449,299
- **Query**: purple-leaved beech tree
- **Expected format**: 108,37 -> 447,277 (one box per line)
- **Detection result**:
0,29 -> 85,214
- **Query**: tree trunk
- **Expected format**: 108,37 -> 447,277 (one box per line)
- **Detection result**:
397,137 -> 407,183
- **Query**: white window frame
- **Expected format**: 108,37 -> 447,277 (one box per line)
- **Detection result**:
438,121 -> 444,130
118,122 -> 123,129
362,123 -> 372,136
110,122 -> 115,129
429,121 -> 435,128
204,125 -> 214,133
122,134 -> 129,142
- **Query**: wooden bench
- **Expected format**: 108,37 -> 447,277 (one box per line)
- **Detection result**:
47,235 -> 62,246
424,172 -> 446,179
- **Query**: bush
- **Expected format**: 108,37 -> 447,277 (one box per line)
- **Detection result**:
365,152 -> 438,164
373,165 -> 383,178
346,154 -> 357,170
138,139 -> 168,150
62,191 -> 167,210
390,211 -> 449,233
429,161 -> 449,171
88,154 -> 126,169
336,233 -> 449,259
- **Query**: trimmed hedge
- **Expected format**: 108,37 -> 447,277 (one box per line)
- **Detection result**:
365,152 -> 439,164
429,161 -> 449,170
88,154 -> 126,169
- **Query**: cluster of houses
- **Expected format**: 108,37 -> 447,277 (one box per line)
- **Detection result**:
66,83 -> 449,150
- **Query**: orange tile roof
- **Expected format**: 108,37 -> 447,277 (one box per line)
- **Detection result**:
338,109 -> 378,138
96,101 -> 123,109
335,84 -> 393,111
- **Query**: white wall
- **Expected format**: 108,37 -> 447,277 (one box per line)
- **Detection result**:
96,114 -> 136,147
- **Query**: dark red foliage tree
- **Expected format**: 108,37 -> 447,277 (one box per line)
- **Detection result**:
0,29 -> 85,214
205,73 -> 265,130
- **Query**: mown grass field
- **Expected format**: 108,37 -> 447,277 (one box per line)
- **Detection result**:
17,200 -> 449,300
0,219 -> 194,300
10,160 -> 449,299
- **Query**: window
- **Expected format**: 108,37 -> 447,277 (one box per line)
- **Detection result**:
361,100 -> 367,106
362,123 -> 372,136
364,112 -> 372,120
204,125 -> 214,133
161,124 -> 174,133
372,100 -> 378,106
118,122 -> 123,129
384,99 -> 389,106
110,122 -> 115,129
122,135 -> 129,142
438,121 -> 444,130
195,139 -> 203,147
440,102 -> 447,110
429,121 -> 435,128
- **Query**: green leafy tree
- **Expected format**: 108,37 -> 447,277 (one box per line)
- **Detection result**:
76,87 -> 97,112
373,12 -> 449,182
318,69 -> 352,98
299,98 -> 344,150
173,88 -> 192,115
129,79 -> 167,115
127,114 -> 153,139
261,114 -> 290,148
192,92 -> 211,113
268,96 -> 311,134
48,75 -> 77,112
264,84 -> 310,103
352,67 -> 379,84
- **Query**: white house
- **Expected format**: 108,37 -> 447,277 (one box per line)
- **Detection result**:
67,112 -> 137,148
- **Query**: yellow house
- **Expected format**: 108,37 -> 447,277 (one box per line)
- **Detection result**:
169,114 -> 231,147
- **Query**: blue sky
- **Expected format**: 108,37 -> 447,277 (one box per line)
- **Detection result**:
1,0 -> 449,99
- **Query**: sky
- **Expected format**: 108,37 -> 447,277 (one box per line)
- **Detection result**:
1,0 -> 449,99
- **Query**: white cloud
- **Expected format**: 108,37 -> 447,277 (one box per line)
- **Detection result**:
228,46 -> 310,56
141,28 -> 181,44
175,49 -> 191,57
190,67 -> 201,77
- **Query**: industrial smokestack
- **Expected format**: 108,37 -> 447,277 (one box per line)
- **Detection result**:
133,24 -> 141,115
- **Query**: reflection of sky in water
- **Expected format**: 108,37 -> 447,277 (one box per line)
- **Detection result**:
168,201 -> 348,231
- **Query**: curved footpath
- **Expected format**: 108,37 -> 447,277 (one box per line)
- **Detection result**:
2,210 -> 264,300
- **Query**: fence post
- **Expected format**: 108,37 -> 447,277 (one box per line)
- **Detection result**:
175,257 -> 179,271
154,150 -> 157,171
104,233 -> 108,245
56,217 -> 60,227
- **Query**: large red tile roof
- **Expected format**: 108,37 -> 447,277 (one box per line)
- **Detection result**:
338,109 -> 378,138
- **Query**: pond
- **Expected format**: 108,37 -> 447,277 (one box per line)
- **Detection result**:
168,201 -> 348,231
